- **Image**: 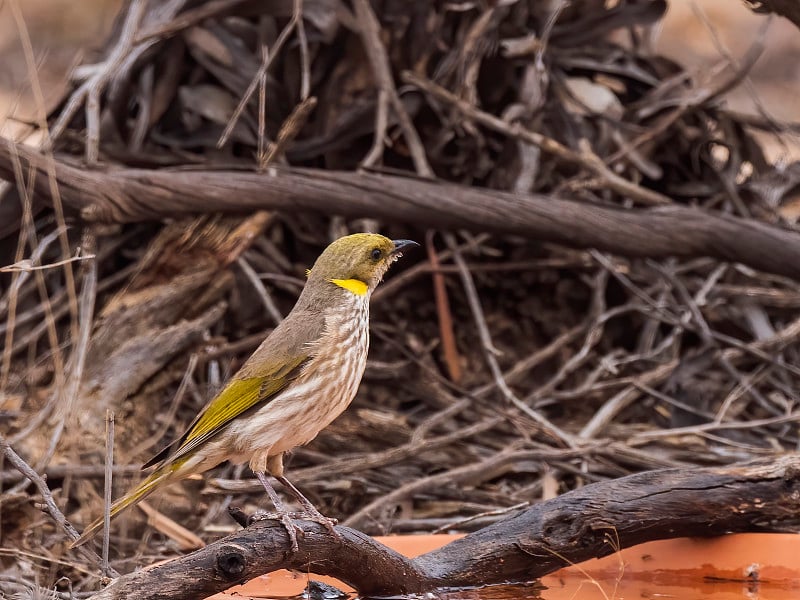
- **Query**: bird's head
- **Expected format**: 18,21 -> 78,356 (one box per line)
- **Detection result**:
305,233 -> 418,298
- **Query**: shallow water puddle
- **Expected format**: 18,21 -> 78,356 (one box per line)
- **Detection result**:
209,533 -> 800,600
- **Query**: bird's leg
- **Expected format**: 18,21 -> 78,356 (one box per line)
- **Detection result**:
267,453 -> 340,539
276,474 -> 340,538
254,470 -> 302,552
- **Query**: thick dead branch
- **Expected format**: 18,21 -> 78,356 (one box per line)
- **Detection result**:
88,455 -> 800,599
3,141 -> 800,280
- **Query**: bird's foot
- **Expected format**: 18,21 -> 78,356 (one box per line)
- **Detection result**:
272,474 -> 342,541
254,508 -> 340,541
248,510 -> 304,552
298,510 -> 341,539
279,513 -> 303,552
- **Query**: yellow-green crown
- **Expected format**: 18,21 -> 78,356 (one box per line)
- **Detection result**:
302,233 -> 417,299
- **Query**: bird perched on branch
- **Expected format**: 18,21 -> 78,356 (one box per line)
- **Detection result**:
72,233 -> 418,550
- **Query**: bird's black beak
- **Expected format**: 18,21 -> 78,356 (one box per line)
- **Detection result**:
391,239 -> 420,255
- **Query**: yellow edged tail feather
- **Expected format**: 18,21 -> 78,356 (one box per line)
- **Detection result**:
70,468 -> 173,547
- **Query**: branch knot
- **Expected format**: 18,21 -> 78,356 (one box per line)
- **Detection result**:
216,543 -> 248,579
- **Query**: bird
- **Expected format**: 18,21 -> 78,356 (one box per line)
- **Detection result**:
72,233 -> 418,550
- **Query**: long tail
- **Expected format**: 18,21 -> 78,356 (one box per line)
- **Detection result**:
70,468 -> 173,547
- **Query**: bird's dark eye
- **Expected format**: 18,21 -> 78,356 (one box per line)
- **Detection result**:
370,248 -> 382,261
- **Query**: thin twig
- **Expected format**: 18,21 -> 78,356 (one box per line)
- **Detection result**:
432,502 -> 529,535
295,0 -> 310,100
256,45 -> 269,169
403,71 -> 672,205
426,231 -> 462,383
102,410 -> 114,578
0,434 -> 114,575
40,232 -> 98,473
262,96 -> 318,167
443,233 -> 577,448
361,89 -> 389,168
49,0 -> 148,150
352,0 -> 433,177
630,412 -> 800,442
5,142 -> 67,407
1,252 -> 95,272
218,0 -> 303,148
1,226 -> 66,391
237,256 -> 283,325
579,360 -> 679,439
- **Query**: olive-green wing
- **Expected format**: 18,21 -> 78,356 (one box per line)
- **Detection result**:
143,308 -> 326,469
143,354 -> 309,469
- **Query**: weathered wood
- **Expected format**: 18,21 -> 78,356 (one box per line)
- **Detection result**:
89,523 -> 424,600
88,455 -> 800,599
3,141 -> 800,280
416,454 -> 800,586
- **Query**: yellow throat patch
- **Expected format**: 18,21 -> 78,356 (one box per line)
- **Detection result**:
329,278 -> 368,296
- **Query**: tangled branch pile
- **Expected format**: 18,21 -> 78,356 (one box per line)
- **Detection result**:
2,0 -> 800,593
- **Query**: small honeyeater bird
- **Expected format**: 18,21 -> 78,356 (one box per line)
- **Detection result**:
72,233 -> 418,550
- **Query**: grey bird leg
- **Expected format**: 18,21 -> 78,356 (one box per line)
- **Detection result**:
276,475 -> 341,538
255,470 -> 302,552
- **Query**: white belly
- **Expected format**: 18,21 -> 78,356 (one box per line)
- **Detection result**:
223,298 -> 369,466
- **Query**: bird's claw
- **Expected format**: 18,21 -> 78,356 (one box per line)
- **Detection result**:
279,514 -> 303,553
297,511 -> 341,539
315,515 -> 340,536
248,510 -> 304,552
256,510 -> 340,539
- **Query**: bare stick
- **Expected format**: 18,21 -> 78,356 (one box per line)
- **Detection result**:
295,0 -> 310,100
39,232 -> 98,473
1,251 -> 95,272
237,256 -> 283,325
262,96 -> 318,167
0,434 -> 114,575
8,142 -> 800,281
102,410 -> 114,578
403,71 -> 671,205
8,0 -> 80,352
425,231 -> 462,383
361,89 -> 389,168
1,226 -> 66,391
256,46 -> 269,169
218,0 -> 303,148
0,464 -> 141,485
50,0 -> 148,156
443,233 -> 576,447
352,0 -> 433,177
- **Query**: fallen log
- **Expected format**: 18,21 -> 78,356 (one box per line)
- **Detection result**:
88,454 -> 800,599
3,140 -> 800,280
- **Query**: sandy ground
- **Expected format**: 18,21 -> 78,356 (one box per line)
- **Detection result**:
657,1 -> 800,158
0,0 -> 797,147
0,0 -> 122,139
